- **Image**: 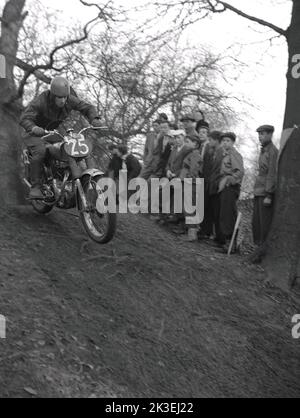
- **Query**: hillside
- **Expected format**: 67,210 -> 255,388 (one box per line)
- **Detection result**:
0,205 -> 299,398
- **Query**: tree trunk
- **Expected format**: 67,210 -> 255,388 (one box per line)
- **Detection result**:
263,0 -> 300,291
0,0 -> 26,205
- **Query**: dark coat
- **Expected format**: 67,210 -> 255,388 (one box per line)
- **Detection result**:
180,149 -> 203,180
107,155 -> 122,179
202,144 -> 216,184
143,132 -> 159,163
107,154 -> 141,182
20,90 -> 98,139
166,145 -> 193,177
208,147 -> 224,196
152,134 -> 174,178
254,141 -> 278,197
219,147 -> 244,190
125,154 -> 142,181
140,132 -> 160,179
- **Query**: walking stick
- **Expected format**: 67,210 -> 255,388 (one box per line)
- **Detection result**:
228,211 -> 242,256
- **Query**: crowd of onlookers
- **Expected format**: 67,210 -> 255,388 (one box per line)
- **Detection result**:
106,111 -> 279,261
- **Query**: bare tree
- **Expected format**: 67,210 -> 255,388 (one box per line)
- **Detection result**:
65,30 -> 239,141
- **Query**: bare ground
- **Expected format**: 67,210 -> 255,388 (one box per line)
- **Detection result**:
0,205 -> 299,398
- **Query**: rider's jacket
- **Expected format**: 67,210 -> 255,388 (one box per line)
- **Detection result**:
20,90 -> 99,136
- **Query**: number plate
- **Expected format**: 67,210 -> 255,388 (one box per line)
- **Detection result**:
64,134 -> 92,158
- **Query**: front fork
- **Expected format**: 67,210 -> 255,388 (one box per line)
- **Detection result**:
76,178 -> 89,212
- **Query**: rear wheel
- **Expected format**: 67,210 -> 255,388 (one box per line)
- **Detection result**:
79,176 -> 117,244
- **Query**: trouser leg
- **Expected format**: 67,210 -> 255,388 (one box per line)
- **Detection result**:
211,193 -> 223,243
219,186 -> 240,241
252,196 -> 274,246
27,142 -> 47,187
252,197 -> 262,245
201,190 -> 213,236
214,193 -> 226,244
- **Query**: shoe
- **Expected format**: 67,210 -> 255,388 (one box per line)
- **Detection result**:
172,225 -> 186,235
198,233 -> 210,241
205,240 -> 223,248
29,186 -> 44,200
165,215 -> 180,225
182,228 -> 199,242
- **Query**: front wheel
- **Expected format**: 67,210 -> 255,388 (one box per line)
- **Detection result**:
79,176 -> 117,244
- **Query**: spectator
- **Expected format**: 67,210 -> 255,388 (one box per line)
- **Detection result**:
146,121 -> 175,219
180,113 -> 199,138
194,110 -> 206,133
140,119 -> 161,180
196,118 -> 210,135
117,145 -> 142,182
250,125 -> 278,263
217,132 -> 244,252
166,130 -> 193,179
198,121 -> 210,173
165,130 -> 194,225
208,145 -> 225,245
106,144 -> 122,180
151,120 -> 175,179
199,130 -> 223,239
180,135 -> 203,242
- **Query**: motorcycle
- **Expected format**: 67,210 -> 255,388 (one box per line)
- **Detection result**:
22,126 -> 117,244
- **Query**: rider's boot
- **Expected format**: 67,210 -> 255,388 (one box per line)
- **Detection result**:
29,159 -> 44,200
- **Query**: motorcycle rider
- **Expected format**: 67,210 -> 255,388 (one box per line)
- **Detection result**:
20,76 -> 102,199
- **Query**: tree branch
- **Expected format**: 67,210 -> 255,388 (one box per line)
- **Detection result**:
15,11 -> 104,100
214,1 -> 287,37
15,58 -> 51,84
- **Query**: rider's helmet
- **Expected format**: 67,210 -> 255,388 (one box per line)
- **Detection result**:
50,76 -> 71,97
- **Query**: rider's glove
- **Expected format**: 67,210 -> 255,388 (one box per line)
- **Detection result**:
91,118 -> 102,128
32,126 -> 46,137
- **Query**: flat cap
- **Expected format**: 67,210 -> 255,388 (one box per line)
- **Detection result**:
256,125 -> 275,133
209,130 -> 222,141
197,120 -> 210,130
221,132 -> 237,142
180,113 -> 196,122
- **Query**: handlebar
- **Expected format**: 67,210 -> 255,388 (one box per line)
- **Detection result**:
42,126 -> 109,143
79,126 -> 109,135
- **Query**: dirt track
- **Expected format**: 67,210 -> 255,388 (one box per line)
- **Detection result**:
0,205 -> 299,398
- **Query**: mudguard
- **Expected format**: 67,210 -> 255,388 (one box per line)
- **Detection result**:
76,169 -> 105,210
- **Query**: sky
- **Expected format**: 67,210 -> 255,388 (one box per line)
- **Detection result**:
0,0 -> 293,146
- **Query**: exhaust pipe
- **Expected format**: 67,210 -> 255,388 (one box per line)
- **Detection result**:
23,178 -> 32,189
